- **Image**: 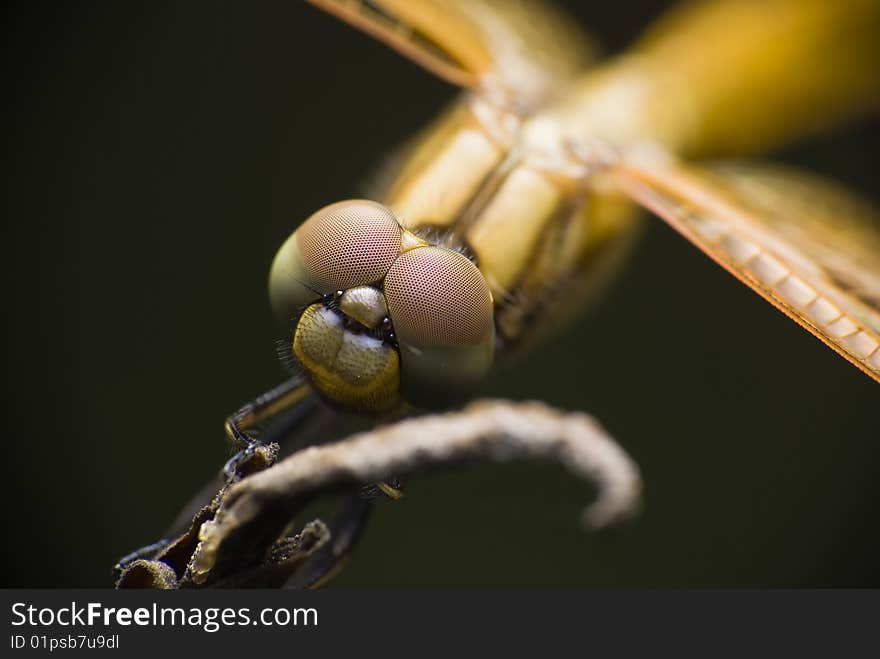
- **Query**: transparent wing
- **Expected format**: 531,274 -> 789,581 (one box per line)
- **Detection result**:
614,158 -> 880,383
305,0 -> 596,111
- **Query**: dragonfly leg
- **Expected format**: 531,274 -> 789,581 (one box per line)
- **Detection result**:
113,537 -> 172,573
284,493 -> 374,589
222,410 -> 261,480
222,374 -> 314,481
359,475 -> 405,500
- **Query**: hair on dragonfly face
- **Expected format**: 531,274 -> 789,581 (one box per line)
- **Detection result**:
269,200 -> 495,413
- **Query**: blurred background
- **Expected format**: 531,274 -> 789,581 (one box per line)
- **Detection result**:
6,0 -> 879,587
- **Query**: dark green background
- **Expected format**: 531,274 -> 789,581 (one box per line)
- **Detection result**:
6,0 -> 879,587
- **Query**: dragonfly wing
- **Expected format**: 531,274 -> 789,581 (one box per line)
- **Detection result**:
614,158 -> 880,384
306,0 -> 596,110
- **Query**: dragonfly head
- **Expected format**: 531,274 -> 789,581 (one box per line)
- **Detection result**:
268,200 -> 495,413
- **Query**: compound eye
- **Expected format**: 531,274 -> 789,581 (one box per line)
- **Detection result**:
384,247 -> 493,347
298,200 -> 402,291
269,200 -> 402,321
383,247 -> 494,407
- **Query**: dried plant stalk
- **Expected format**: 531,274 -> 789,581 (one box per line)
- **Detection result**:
189,399 -> 641,585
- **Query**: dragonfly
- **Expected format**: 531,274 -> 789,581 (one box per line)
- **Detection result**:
120,0 -> 880,587
230,0 -> 879,460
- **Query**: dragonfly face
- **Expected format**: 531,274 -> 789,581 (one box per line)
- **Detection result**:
268,199 -> 495,412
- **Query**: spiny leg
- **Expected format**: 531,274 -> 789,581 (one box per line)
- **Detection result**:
223,373 -> 315,480
113,538 -> 172,573
360,475 -> 405,500
284,492 -> 374,589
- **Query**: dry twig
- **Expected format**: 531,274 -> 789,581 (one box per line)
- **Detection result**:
188,399 -> 641,585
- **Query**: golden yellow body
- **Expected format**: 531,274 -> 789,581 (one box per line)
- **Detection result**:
255,0 -> 880,426
307,0 -> 880,384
